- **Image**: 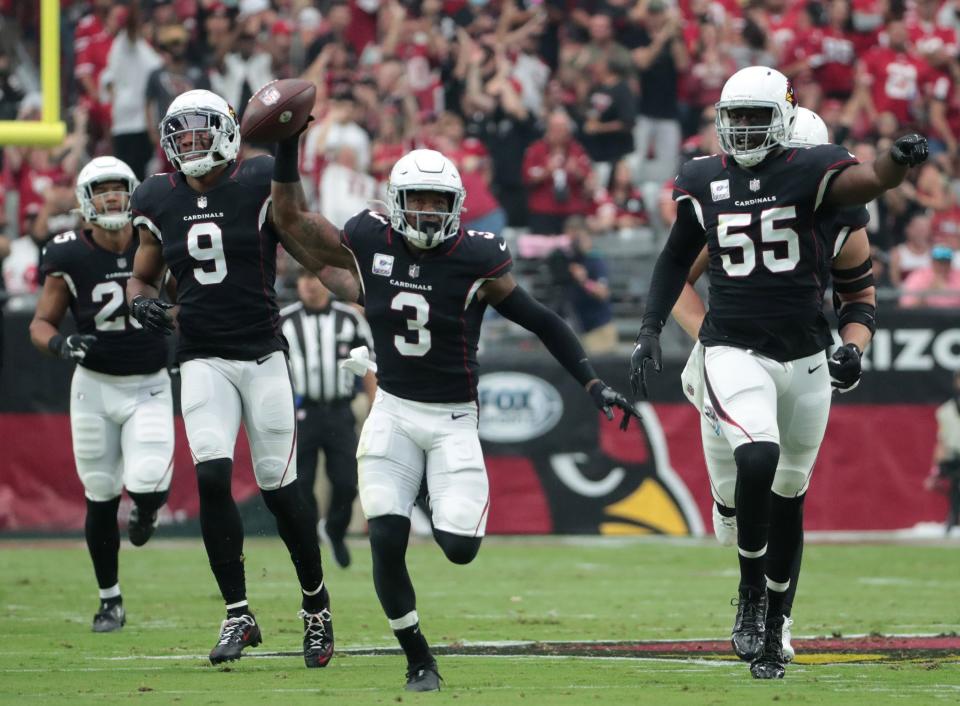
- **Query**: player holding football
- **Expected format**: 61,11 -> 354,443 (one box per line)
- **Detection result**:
673,107 -> 874,665
630,66 -> 928,679
265,113 -> 640,688
30,156 -> 174,633
125,90 -> 333,668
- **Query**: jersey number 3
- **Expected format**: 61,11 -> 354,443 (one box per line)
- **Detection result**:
717,206 -> 800,277
391,291 -> 431,357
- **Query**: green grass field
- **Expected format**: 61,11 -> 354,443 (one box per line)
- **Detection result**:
2,536 -> 958,705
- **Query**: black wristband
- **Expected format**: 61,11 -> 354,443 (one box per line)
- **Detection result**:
48,333 -> 65,356
273,137 -> 301,183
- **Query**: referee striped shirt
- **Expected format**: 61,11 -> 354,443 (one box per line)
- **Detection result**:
280,301 -> 375,403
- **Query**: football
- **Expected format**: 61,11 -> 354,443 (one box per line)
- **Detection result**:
240,79 -> 316,143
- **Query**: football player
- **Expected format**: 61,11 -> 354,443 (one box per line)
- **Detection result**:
672,107 -> 872,665
29,156 -> 174,633
630,66 -> 928,679
125,90 -> 333,668
268,131 -> 640,691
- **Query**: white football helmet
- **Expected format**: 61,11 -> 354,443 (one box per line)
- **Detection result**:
716,66 -> 798,167
788,107 -> 829,148
387,149 -> 465,249
75,156 -> 139,230
160,89 -> 240,178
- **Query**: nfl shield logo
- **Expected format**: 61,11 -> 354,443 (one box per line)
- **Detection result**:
117,258 -> 127,268
409,264 -> 420,278
749,179 -> 760,192
197,196 -> 208,208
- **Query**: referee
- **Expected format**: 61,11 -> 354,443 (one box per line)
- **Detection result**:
281,269 -> 376,568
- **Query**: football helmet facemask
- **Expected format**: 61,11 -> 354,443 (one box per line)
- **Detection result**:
160,90 -> 240,178
75,156 -> 139,230
788,107 -> 829,148
387,149 -> 465,249
716,66 -> 798,168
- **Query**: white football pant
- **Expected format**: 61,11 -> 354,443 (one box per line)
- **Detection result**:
180,352 -> 297,490
681,342 -> 832,505
70,366 -> 174,502
357,388 -> 489,537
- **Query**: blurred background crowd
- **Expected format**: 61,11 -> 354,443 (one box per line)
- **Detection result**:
2,0 -> 960,352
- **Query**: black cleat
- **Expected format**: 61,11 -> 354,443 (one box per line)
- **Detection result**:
751,615 -> 786,679
405,661 -> 441,692
209,614 -> 262,664
128,506 -> 159,547
731,588 -> 767,661
299,608 -> 334,668
92,601 -> 125,632
330,537 -> 351,568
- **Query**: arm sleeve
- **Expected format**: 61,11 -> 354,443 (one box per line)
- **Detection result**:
640,199 -> 707,333
492,285 -> 597,387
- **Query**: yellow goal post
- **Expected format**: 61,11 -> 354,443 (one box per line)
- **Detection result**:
0,0 -> 65,146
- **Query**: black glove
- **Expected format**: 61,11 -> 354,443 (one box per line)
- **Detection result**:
49,334 -> 97,361
629,330 -> 662,399
589,381 -> 642,431
131,296 -> 175,335
890,134 -> 928,167
828,343 -> 862,394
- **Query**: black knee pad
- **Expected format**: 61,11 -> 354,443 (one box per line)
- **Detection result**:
368,515 -> 411,559
734,441 -> 780,481
127,490 -> 169,515
196,458 -> 233,502
433,529 -> 481,565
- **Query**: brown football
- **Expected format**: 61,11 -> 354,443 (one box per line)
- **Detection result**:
240,79 -> 316,143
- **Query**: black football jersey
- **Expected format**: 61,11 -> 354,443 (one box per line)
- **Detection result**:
40,230 -> 167,376
342,210 -> 513,403
130,156 -> 287,362
673,144 -> 859,361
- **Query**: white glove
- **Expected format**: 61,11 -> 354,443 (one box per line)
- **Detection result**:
339,345 -> 377,377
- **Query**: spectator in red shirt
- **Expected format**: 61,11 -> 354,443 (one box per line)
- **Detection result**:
435,111 -> 507,237
522,109 -> 594,235
810,0 -> 857,100
685,17 -> 737,117
589,158 -> 649,234
850,18 -> 931,129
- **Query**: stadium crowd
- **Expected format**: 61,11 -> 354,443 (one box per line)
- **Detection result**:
2,0 -> 960,323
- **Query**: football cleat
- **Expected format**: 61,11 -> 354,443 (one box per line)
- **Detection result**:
209,614 -> 261,664
731,588 -> 767,661
128,506 -> 159,547
405,661 -> 441,692
92,601 -> 125,633
712,504 -> 738,547
782,615 -> 795,662
750,615 -> 787,679
298,608 -> 334,668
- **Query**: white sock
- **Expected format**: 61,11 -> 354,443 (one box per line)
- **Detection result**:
99,584 -> 121,600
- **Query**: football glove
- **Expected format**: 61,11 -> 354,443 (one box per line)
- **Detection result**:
589,381 -> 642,431
629,330 -> 662,399
828,343 -> 862,394
339,345 -> 377,377
130,296 -> 175,335
50,334 -> 97,361
890,134 -> 928,167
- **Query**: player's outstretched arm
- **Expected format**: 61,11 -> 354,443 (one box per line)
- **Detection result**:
630,199 -> 706,398
126,227 -> 175,335
270,133 -> 355,271
30,275 -> 97,360
672,245 -> 709,341
825,134 -> 928,208
483,273 -> 641,429
827,227 -> 876,394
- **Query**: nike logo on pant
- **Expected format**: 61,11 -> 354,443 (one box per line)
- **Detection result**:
451,412 -> 469,420
256,355 -> 272,365
808,363 -> 823,374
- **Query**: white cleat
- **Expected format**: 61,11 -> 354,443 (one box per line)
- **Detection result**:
782,615 -> 795,662
712,503 -> 738,547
